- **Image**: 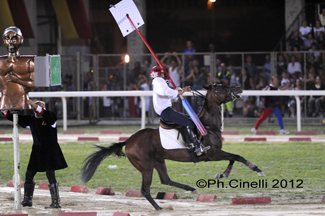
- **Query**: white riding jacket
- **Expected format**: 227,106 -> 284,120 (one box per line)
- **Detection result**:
152,77 -> 178,115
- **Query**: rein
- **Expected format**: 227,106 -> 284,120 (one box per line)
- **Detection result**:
190,88 -> 222,133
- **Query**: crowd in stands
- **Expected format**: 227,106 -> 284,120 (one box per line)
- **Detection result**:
46,18 -> 325,121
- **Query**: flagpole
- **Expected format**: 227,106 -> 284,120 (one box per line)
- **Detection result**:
126,14 -> 176,89
126,14 -> 207,136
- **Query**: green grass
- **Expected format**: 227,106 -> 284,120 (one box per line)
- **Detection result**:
1,141 -> 324,203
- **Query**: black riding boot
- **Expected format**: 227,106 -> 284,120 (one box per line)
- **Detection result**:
45,183 -> 61,209
21,182 -> 35,207
186,126 -> 210,156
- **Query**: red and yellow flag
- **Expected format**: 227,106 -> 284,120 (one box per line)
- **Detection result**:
0,0 -> 34,38
52,0 -> 93,39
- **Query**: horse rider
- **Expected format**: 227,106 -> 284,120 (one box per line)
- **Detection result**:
150,66 -> 210,156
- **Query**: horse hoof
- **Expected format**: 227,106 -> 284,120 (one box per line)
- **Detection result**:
191,190 -> 199,195
156,207 -> 163,211
258,172 -> 266,177
214,173 -> 222,179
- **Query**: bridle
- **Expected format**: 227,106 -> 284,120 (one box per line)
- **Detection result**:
191,86 -> 240,106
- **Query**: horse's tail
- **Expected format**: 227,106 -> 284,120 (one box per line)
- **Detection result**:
80,141 -> 126,183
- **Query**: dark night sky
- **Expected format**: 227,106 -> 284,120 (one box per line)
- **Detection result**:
91,0 -> 324,54
146,0 -> 285,52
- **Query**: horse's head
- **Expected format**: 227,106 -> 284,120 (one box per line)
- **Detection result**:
203,84 -> 242,105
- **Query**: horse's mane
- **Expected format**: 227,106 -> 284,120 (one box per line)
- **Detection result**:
194,89 -> 222,133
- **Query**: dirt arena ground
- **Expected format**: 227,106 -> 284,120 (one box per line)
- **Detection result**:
1,186 -> 325,216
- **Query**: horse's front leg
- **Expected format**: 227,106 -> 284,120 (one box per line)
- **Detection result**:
141,169 -> 163,210
206,149 -> 265,179
214,160 -> 234,179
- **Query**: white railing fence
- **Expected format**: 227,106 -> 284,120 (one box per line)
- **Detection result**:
12,90 -> 322,132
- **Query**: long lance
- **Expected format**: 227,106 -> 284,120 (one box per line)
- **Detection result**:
126,14 -> 207,136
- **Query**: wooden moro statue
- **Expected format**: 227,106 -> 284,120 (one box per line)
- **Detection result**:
0,26 -> 35,111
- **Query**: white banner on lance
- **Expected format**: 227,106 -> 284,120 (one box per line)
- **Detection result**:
109,0 -> 145,37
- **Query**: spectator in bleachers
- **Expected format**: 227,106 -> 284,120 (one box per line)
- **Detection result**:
128,61 -> 142,85
289,30 -> 304,51
308,76 -> 325,117
255,70 -> 269,88
240,67 -> 254,90
243,96 -> 258,117
304,67 -> 317,90
137,74 -> 151,117
63,74 -> 73,116
279,71 -> 292,117
287,55 -> 301,76
228,66 -> 240,87
183,40 -> 196,70
310,42 -> 321,62
240,66 -> 256,117
192,66 -> 205,91
276,54 -> 287,79
182,59 -> 194,86
317,32 -> 325,50
291,71 -> 302,87
292,45 -> 303,63
307,54 -> 320,72
202,66 -> 211,85
244,55 -> 258,80
313,20 -> 325,38
142,59 -> 152,77
127,82 -> 139,117
319,8 -> 325,26
187,65 -> 205,113
299,20 -> 312,39
216,63 -> 230,85
255,75 -> 267,115
87,78 -> 96,124
304,33 -> 316,51
288,79 -> 304,118
216,63 -> 233,117
318,68 -> 325,84
100,83 -> 112,118
256,75 -> 267,90
110,75 -> 123,117
83,71 -> 93,119
160,52 -> 182,88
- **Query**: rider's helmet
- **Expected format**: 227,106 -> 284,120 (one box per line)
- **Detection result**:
150,66 -> 163,79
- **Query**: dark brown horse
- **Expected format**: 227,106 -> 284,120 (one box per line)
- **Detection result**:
81,84 -> 265,210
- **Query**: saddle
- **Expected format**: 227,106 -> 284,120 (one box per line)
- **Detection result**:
159,119 -> 202,162
159,119 -> 201,145
159,119 -> 183,129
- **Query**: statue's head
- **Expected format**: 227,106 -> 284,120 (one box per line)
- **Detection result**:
3,26 -> 24,53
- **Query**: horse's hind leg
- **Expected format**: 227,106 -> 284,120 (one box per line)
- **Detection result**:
210,150 -> 265,179
154,160 -> 198,194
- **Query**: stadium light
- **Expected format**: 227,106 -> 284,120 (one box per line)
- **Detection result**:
124,54 -> 130,63
207,0 -> 215,9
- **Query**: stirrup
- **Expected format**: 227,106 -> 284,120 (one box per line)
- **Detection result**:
194,144 -> 210,156
201,145 -> 210,153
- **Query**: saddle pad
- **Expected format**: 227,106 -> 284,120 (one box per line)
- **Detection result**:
159,126 -> 188,150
